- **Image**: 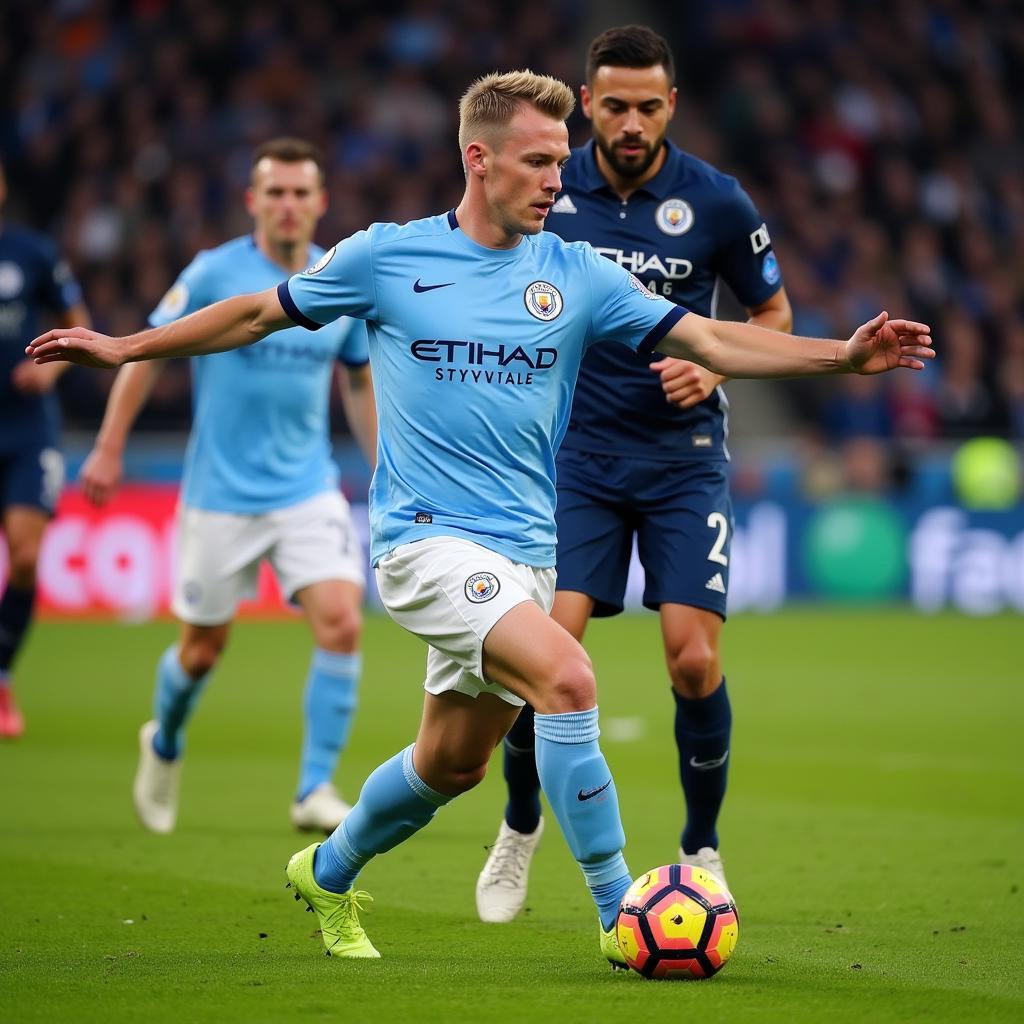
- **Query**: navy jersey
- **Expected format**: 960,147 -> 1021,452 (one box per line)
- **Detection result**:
0,224 -> 83,447
547,140 -> 783,461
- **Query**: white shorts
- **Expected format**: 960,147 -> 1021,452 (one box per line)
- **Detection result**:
375,536 -> 556,707
172,490 -> 365,625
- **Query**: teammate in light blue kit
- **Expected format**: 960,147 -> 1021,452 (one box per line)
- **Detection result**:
79,139 -> 377,835
31,73 -> 933,968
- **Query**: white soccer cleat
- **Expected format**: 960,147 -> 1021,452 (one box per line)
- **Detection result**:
133,720 -> 181,834
476,817 -> 544,923
679,845 -> 730,892
290,782 -> 352,833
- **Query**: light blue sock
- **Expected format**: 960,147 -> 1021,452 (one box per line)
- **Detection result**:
298,649 -> 361,800
313,744 -> 451,893
152,645 -> 209,760
534,707 -> 632,931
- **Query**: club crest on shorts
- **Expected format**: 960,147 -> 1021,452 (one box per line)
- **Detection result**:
655,198 -> 694,236
304,245 -> 336,275
465,572 -> 501,603
524,281 -> 563,321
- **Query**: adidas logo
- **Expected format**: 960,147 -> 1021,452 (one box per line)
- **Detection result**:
551,194 -> 578,214
705,572 -> 726,594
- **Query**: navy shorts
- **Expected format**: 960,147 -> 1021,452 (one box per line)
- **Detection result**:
555,449 -> 732,619
0,439 -> 64,515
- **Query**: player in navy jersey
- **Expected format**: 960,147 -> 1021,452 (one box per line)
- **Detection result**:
77,139 -> 377,834
0,159 -> 90,738
476,25 -> 790,920
29,72 -> 932,967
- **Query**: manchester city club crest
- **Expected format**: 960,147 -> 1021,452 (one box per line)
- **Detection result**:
154,282 -> 189,320
465,572 -> 501,603
524,280 -> 564,322
655,198 -> 694,236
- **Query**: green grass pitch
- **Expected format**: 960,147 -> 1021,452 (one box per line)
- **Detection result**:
1,610 -> 1022,1022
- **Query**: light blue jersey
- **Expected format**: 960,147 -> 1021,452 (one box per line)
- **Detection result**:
149,235 -> 368,514
279,211 -> 686,567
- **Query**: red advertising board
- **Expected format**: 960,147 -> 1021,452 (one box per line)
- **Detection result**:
1,485 -> 289,618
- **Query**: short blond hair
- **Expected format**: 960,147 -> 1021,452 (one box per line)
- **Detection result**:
458,70 -> 575,154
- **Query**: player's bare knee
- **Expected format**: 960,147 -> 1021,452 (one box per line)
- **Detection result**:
313,605 -> 362,653
448,759 -> 489,793
539,655 -> 596,714
6,556 -> 39,589
179,635 -> 227,678
667,639 -> 718,698
7,545 -> 41,588
426,757 -> 488,796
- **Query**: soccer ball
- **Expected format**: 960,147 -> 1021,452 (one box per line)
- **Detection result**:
615,864 -> 739,979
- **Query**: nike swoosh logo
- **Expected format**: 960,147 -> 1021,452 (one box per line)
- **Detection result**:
577,779 -> 613,801
689,750 -> 729,771
413,279 -> 455,293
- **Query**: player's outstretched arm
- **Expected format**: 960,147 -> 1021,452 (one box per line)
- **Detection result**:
647,289 -> 793,407
657,310 -> 933,379
26,287 -> 293,369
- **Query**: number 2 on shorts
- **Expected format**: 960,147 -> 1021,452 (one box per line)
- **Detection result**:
706,511 -> 729,566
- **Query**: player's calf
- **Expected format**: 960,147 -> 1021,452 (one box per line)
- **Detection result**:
533,707 -> 633,933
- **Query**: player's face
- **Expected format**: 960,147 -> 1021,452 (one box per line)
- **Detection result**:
247,158 -> 326,247
484,106 -> 571,237
582,64 -> 676,179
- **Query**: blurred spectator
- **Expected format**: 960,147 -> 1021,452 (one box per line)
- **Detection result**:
936,307 -> 1010,438
1,0 -> 587,429
665,0 -> 1024,450
0,0 -> 1021,456
821,375 -> 892,445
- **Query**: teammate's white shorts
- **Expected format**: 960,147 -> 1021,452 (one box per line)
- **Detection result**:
172,490 -> 365,625
375,536 -> 556,707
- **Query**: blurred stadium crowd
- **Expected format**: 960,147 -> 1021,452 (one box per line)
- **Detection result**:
2,0 -> 1022,460
663,0 -> 1024,476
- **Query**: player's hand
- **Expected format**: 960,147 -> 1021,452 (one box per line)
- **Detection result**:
10,359 -> 64,394
649,357 -> 723,408
26,328 -> 128,369
79,447 -> 124,507
845,312 -> 934,374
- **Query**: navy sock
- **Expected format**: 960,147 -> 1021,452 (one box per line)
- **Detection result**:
0,584 -> 36,674
674,679 -> 732,854
503,703 -> 542,834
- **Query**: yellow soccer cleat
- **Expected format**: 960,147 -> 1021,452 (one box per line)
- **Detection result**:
286,843 -> 381,959
600,919 -> 629,971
